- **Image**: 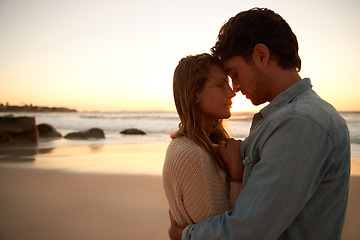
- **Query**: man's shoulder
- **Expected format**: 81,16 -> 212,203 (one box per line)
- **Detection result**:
274,89 -> 346,130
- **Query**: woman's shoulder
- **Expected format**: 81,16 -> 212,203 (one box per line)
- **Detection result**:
165,136 -> 209,165
167,136 -> 204,154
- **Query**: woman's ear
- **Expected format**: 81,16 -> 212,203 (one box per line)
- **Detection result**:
252,43 -> 270,68
195,94 -> 200,104
195,90 -> 202,104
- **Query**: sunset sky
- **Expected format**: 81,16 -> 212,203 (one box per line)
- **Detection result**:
1,0 -> 359,112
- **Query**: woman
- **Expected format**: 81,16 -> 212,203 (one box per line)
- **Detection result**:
162,53 -> 242,228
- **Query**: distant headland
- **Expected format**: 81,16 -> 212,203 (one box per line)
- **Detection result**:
0,103 -> 77,112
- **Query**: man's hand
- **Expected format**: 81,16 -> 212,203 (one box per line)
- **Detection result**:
218,138 -> 243,179
169,210 -> 184,240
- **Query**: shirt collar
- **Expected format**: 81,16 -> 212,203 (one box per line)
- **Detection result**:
259,78 -> 313,118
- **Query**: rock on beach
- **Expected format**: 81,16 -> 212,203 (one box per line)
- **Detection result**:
64,128 -> 105,140
37,124 -> 62,138
120,128 -> 146,135
0,116 -> 38,144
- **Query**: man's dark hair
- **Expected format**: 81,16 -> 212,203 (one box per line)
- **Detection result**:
211,8 -> 301,71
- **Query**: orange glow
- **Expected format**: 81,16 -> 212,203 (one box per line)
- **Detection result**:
0,0 -> 359,112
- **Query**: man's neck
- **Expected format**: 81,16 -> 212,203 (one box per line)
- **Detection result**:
268,68 -> 301,102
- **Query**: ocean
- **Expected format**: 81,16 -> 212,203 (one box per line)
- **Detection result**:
0,111 -> 254,146
1,111 -> 360,173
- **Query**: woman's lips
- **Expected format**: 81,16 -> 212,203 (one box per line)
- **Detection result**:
225,101 -> 233,108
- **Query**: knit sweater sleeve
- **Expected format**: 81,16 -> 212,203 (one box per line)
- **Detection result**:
162,137 -> 233,228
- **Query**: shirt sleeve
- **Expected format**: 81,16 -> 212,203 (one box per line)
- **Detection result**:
183,115 -> 334,239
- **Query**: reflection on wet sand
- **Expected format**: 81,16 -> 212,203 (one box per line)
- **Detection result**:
88,144 -> 104,153
0,144 -> 54,162
1,141 -> 165,174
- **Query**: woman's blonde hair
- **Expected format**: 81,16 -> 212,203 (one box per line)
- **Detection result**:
171,53 -> 230,173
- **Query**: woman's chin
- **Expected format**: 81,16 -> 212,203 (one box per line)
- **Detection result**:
222,112 -> 232,119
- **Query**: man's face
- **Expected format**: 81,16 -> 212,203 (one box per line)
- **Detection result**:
223,56 -> 268,106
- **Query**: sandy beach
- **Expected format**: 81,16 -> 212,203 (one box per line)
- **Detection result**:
0,167 -> 169,240
0,145 -> 359,240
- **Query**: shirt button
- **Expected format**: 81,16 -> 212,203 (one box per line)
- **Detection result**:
243,156 -> 250,165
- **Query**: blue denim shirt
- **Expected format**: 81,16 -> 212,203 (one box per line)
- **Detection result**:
183,78 -> 351,240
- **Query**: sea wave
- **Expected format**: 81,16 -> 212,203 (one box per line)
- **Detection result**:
1,111 -> 360,146
351,135 -> 360,144
340,112 -> 360,122
79,111 -> 180,120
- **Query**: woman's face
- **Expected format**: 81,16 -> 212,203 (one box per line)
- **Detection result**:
196,64 -> 236,126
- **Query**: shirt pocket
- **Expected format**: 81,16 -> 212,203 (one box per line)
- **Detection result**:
242,156 -> 252,186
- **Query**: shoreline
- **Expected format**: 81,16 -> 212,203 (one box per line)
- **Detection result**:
1,142 -> 360,176
0,142 -> 169,175
350,158 -> 360,176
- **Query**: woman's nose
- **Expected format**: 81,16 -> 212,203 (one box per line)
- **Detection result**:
227,86 -> 236,98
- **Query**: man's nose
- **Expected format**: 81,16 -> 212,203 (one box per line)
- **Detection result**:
232,83 -> 241,93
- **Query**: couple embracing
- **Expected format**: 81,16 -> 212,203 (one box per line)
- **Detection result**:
162,8 -> 350,240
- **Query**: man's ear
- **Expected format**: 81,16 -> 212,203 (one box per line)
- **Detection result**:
252,43 -> 270,68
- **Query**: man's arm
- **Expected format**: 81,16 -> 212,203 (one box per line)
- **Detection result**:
182,116 -> 333,239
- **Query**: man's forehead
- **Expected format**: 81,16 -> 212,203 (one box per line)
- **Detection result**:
222,56 -> 248,74
222,58 -> 234,73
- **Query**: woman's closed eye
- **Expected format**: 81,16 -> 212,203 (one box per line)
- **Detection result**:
216,82 -> 227,88
229,72 -> 237,79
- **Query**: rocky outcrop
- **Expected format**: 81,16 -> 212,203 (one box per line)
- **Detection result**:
120,128 -> 146,135
64,128 -> 105,140
37,124 -> 62,138
0,116 -> 38,144
0,105 -> 77,112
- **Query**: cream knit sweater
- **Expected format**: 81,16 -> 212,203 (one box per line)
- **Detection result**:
162,136 -> 242,228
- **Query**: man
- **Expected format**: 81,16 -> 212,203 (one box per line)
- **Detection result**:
169,8 -> 350,240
